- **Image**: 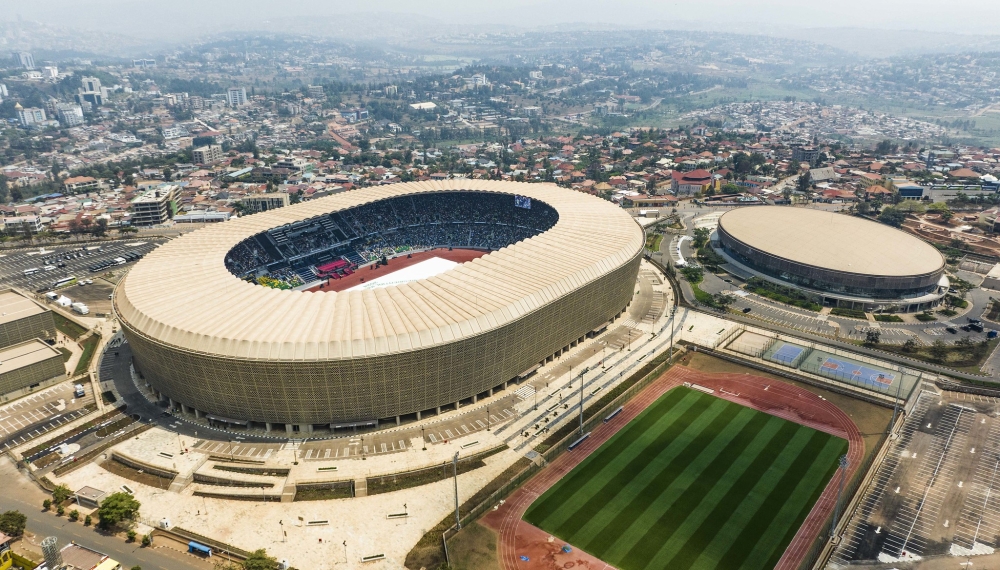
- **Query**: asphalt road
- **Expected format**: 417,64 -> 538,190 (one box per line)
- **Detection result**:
0,459 -> 211,570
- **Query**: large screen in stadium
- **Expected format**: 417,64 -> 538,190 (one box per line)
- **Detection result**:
515,195 -> 531,209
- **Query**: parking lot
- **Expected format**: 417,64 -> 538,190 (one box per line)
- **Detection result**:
0,239 -> 164,295
830,390 -> 1000,566
0,381 -> 95,452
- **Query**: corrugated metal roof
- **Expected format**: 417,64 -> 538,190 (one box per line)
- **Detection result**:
117,180 -> 644,360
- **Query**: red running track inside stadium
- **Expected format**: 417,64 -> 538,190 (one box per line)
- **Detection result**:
480,364 -> 863,570
304,248 -> 488,293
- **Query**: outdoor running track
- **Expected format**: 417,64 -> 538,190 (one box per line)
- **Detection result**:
481,364 -> 864,570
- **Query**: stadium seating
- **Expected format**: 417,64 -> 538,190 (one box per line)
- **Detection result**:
225,192 -> 559,288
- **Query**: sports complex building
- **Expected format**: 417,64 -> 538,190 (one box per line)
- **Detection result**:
114,181 -> 644,434
715,206 -> 948,312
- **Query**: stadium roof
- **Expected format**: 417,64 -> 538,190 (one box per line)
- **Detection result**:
718,206 -> 944,277
116,181 -> 644,360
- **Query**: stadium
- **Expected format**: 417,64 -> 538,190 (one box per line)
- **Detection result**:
114,181 -> 644,433
715,206 -> 948,312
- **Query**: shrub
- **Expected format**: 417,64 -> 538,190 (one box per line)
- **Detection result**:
69,510 -> 79,522
84,515 -> 92,526
141,534 -> 152,547
42,499 -> 51,511
126,530 -> 137,542
830,308 -> 867,319
915,312 -> 937,322
874,314 -> 903,322
56,505 -> 65,516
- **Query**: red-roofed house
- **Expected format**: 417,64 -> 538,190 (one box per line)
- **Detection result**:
671,169 -> 717,196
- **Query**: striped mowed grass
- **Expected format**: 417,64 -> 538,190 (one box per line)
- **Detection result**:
523,386 -> 848,570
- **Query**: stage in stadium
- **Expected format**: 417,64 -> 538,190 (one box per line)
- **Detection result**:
307,248 -> 488,293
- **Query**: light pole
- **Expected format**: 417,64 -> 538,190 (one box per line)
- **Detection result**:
486,404 -> 490,431
830,455 -> 849,538
421,426 -> 426,451
668,307 -> 677,363
579,368 -> 584,436
453,452 -> 461,530
279,519 -> 284,542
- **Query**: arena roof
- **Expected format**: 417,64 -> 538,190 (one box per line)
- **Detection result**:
718,206 -> 944,277
115,181 -> 644,361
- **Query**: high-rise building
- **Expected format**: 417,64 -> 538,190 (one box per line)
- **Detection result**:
227,87 -> 247,107
132,59 -> 156,68
56,103 -> 84,127
14,103 -> 46,127
130,186 -> 179,226
307,85 -> 324,98
11,52 -> 34,69
41,66 -> 58,78
192,144 -> 224,165
76,76 -> 108,109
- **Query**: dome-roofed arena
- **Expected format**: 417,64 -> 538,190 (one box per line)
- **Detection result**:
715,206 -> 948,312
114,181 -> 644,433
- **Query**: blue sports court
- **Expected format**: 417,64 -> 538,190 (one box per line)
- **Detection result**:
818,357 -> 894,389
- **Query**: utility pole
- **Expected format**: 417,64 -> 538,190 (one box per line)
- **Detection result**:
830,455 -> 849,538
668,307 -> 677,363
889,371 -> 905,434
453,452 -> 461,530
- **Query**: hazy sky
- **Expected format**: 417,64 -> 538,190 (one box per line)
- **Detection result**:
7,0 -> 1000,43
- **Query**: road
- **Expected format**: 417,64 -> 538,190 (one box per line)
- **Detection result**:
0,459 -> 211,570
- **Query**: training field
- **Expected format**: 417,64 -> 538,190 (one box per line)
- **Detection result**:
523,386 -> 848,570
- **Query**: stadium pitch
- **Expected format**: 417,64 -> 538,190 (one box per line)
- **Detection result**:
523,386 -> 848,570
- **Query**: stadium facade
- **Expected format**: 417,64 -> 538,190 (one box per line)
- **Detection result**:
115,181 -> 644,433
714,206 -> 948,312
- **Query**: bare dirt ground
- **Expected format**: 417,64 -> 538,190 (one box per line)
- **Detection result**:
306,247 -> 488,292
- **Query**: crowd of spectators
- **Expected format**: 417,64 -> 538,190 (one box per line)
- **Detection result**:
225,239 -> 275,275
226,192 -> 560,285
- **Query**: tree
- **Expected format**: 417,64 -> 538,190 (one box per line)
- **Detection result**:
929,340 -> 949,362
713,293 -> 735,310
878,207 -> 906,228
864,329 -> 881,347
0,510 -> 27,537
796,171 -> 812,193
855,201 -> 872,216
692,227 -> 711,248
901,338 -> 918,353
242,549 -> 279,570
91,218 -> 109,237
97,492 -> 141,529
52,484 -> 72,505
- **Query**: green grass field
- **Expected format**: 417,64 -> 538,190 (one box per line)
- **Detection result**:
523,387 -> 847,570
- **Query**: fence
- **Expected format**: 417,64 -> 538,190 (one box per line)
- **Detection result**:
798,411 -> 898,570
442,347 -> 682,563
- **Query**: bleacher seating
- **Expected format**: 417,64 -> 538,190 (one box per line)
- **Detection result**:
225,192 -> 559,287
